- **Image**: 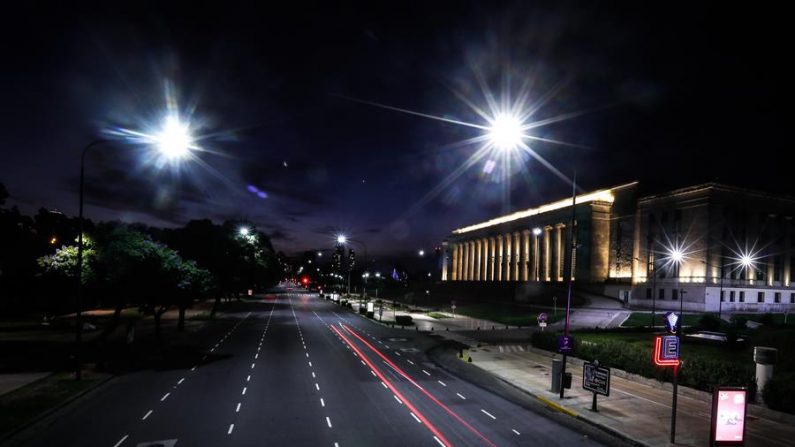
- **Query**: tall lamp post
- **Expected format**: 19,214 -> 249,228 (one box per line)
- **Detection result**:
559,171 -> 577,399
532,227 -> 542,281
668,246 -> 684,444
74,115 -> 196,381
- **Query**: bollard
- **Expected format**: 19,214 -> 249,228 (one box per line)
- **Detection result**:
492,325 -> 495,330
446,327 -> 449,331
468,356 -> 472,363
431,326 -> 434,331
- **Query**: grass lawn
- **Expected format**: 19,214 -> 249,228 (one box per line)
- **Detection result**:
455,303 -> 566,326
0,371 -> 109,437
733,313 -> 795,326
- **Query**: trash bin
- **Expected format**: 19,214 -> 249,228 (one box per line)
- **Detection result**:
551,359 -> 562,393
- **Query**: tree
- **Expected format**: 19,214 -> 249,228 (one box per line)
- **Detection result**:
0,182 -> 7,205
37,237 -> 97,284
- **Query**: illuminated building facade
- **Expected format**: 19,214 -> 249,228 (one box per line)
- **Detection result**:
442,182 -> 795,313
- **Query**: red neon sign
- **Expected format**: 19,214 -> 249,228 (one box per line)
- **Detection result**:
653,335 -> 680,367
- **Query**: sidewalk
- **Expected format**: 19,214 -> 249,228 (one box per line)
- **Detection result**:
461,343 -> 795,447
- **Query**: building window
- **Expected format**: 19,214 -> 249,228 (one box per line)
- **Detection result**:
646,288 -> 652,299
775,292 -> 781,303
758,291 -> 765,303
739,291 -> 745,303
720,290 -> 725,302
672,289 -> 679,300
730,291 -> 735,302
659,288 -> 665,300
791,293 -> 795,304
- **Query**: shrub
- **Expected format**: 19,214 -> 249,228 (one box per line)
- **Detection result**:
698,313 -> 722,331
758,313 -> 776,327
763,371 -> 795,414
395,315 -> 413,326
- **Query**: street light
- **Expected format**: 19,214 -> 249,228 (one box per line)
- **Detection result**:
418,249 -> 425,257
486,113 -> 525,151
74,113 -> 197,381
238,226 -> 250,236
663,243 -> 686,444
337,234 -> 347,244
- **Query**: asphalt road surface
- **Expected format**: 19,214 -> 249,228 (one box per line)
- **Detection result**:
8,287 -> 608,447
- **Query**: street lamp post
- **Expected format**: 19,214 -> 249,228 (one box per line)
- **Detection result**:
533,227 -> 542,282
559,171 -> 577,400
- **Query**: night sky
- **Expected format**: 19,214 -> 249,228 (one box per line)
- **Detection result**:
1,2 -> 791,256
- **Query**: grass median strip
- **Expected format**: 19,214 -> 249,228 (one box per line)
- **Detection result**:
0,371 -> 109,438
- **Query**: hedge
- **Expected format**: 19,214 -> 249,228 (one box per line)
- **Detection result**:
531,332 -> 755,396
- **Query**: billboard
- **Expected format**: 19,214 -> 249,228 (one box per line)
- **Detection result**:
710,387 -> 747,446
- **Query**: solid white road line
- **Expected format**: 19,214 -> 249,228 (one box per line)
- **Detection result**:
142,410 -> 153,420
433,436 -> 445,447
394,395 -> 403,404
112,434 -> 129,447
512,429 -> 521,435
456,393 -> 466,400
161,392 -> 170,401
480,409 -> 496,420
422,370 -> 431,376
320,398 -> 325,407
228,424 -> 234,434
410,412 -> 422,424
236,402 -> 241,412
437,380 -> 446,387
326,416 -> 333,428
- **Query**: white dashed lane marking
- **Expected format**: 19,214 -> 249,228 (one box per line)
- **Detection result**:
326,416 -> 333,428
142,410 -> 153,420
160,393 -> 170,401
112,435 -> 128,447
480,409 -> 497,420
410,412 -> 422,424
512,429 -> 521,435
228,424 -> 234,435
456,393 -> 466,400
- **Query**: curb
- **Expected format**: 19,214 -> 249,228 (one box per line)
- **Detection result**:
0,373 -> 116,445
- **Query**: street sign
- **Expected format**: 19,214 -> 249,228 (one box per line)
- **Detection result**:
537,312 -> 548,323
558,335 -> 573,353
653,335 -> 681,367
539,322 -> 547,329
710,387 -> 748,446
664,311 -> 679,334
583,362 -> 611,396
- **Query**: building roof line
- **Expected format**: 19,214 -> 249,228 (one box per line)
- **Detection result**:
638,182 -> 795,204
452,181 -> 638,235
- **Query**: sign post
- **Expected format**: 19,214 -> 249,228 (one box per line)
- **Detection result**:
710,387 -> 747,446
537,312 -> 548,331
655,312 -> 682,444
582,360 -> 610,412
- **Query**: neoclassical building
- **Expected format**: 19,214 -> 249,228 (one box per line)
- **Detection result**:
442,182 -> 795,313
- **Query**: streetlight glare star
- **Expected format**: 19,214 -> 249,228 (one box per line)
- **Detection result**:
155,115 -> 193,160
336,235 -> 347,244
486,113 -> 525,151
239,227 -> 250,236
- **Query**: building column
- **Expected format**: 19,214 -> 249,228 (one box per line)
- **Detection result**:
474,240 -> 482,281
496,236 -> 504,281
555,223 -> 566,282
457,243 -> 465,281
481,238 -> 489,281
543,226 -> 552,281
512,232 -> 521,281
488,237 -> 496,281
462,241 -> 470,281
441,241 -> 449,281
521,230 -> 530,281
503,234 -> 512,281
451,244 -> 459,281
531,231 -> 540,281
469,241 -> 476,281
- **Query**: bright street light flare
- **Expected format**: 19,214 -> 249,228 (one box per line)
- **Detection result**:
486,113 -> 525,152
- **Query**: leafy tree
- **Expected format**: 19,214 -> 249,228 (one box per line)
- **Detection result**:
37,237 -> 97,284
0,182 -> 7,205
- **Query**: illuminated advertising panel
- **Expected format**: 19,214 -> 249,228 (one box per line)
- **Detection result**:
710,387 -> 747,446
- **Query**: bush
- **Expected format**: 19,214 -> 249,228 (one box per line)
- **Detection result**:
763,371 -> 795,414
698,313 -> 722,331
395,315 -> 413,326
530,331 -> 755,395
759,313 -> 776,327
